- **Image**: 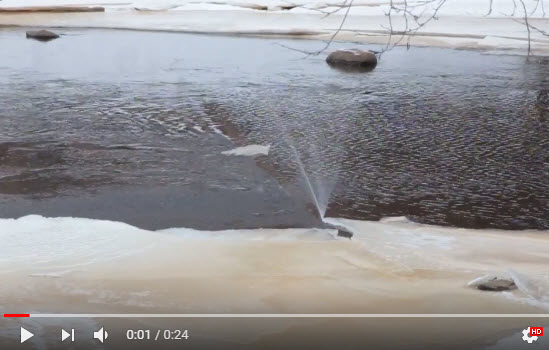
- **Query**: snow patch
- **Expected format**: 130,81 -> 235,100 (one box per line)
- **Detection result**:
221,144 -> 270,156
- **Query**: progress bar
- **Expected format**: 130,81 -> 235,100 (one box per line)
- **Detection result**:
5,314 -> 549,318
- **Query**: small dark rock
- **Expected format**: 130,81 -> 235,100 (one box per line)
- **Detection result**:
26,30 -> 60,41
326,49 -> 378,72
337,229 -> 353,239
468,275 -> 517,292
322,222 -> 353,239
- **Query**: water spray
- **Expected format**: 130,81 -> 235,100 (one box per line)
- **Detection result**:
290,145 -> 325,220
289,144 -> 353,238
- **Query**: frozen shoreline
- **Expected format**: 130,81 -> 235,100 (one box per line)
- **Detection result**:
1,0 -> 548,55
2,215 -> 548,310
1,214 -> 548,349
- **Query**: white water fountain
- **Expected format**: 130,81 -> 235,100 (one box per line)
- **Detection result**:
290,145 -> 353,238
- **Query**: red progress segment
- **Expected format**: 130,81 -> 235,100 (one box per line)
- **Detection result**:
4,314 -> 30,318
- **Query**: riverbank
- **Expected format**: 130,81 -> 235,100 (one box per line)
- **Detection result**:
1,215 -> 548,349
0,0 -> 548,55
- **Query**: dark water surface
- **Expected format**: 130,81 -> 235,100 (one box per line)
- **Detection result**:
0,28 -> 548,230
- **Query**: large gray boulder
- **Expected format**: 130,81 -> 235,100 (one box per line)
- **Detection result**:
326,49 -> 377,71
26,30 -> 60,41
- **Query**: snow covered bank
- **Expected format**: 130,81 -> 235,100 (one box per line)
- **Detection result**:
3,214 -> 548,282
0,0 -> 548,55
1,214 -> 549,348
1,215 -> 549,312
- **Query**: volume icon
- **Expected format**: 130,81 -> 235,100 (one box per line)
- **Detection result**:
93,327 -> 108,343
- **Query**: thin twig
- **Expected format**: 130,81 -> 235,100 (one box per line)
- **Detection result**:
276,0 -> 355,56
519,0 -> 532,56
277,0 -> 545,58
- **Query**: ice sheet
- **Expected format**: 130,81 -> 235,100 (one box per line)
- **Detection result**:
221,144 -> 271,156
2,215 -> 548,293
0,0 -> 547,17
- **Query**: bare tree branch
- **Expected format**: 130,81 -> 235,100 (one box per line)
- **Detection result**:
486,0 -> 494,15
275,0 -> 355,56
519,0 -> 532,56
278,0 -> 547,58
516,17 -> 549,36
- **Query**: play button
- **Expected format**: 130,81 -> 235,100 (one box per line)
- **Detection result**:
20,327 -> 34,343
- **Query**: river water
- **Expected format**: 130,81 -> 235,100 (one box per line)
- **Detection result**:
0,27 -> 548,231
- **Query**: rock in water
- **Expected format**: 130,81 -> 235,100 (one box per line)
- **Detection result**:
468,275 -> 517,292
326,49 -> 377,72
26,30 -> 60,41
